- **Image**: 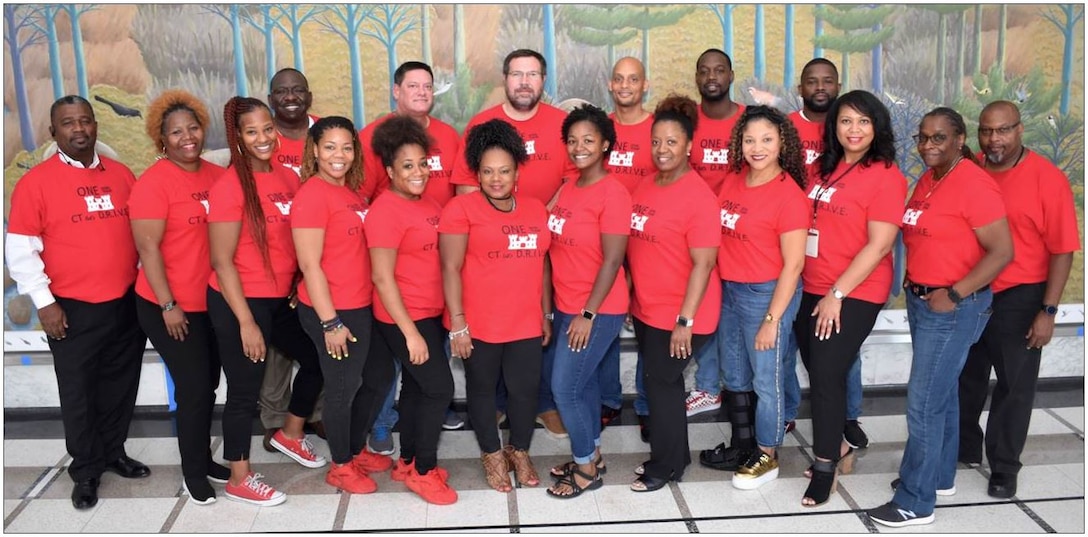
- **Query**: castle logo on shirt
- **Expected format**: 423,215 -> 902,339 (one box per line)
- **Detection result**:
427,155 -> 443,171
630,213 -> 649,232
355,210 -> 368,223
524,140 -> 536,155
902,208 -> 923,226
805,149 -> 821,165
508,234 -> 538,250
84,194 -> 114,212
200,200 -> 210,214
547,214 -> 566,235
807,184 -> 836,203
273,201 -> 292,215
720,209 -> 741,230
702,148 -> 729,165
609,151 -> 634,167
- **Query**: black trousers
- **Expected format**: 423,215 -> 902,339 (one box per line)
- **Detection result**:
373,318 -> 453,474
298,303 -> 374,464
136,297 -> 221,479
959,282 -> 1045,475
49,287 -> 147,482
634,317 -> 709,480
464,336 -> 543,453
794,292 -> 883,461
207,288 -> 322,461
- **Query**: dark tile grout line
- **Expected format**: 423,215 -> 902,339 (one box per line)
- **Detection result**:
5,454 -> 71,530
332,491 -> 352,532
159,436 -> 222,533
787,429 -> 881,534
1043,407 -> 1085,439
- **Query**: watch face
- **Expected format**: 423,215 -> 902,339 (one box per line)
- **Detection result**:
1044,305 -> 1059,315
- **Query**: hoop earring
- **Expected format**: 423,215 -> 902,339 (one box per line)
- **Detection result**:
274,137 -> 282,153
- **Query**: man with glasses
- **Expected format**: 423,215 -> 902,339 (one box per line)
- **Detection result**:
958,100 -> 1079,498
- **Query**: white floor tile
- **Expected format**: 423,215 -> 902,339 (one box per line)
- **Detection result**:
839,470 -> 994,508
596,482 -> 683,521
436,430 -> 485,460
427,488 -> 510,529
1014,464 -> 1084,500
679,480 -> 773,518
4,499 -> 20,518
757,476 -> 852,514
3,439 -> 68,467
524,521 -> 689,532
169,496 -> 259,532
82,497 -> 176,533
342,491 -> 428,531
1048,407 -> 1084,434
873,503 -> 1044,533
4,498 -> 95,532
249,493 -> 339,532
516,486 -> 599,526
850,415 -> 909,445
1026,499 -> 1084,533
698,512 -> 869,533
126,437 -> 182,466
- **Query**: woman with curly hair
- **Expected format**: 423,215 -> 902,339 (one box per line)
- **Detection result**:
627,95 -> 721,492
128,90 -> 230,505
544,104 -> 631,499
440,118 -> 552,494
361,115 -> 457,505
794,90 -> 906,507
292,116 -> 392,495
207,96 -> 325,507
697,106 -> 810,491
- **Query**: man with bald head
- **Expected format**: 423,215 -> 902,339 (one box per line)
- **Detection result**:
959,101 -> 1079,499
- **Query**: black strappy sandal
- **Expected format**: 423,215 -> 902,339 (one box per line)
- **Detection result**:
802,458 -> 838,507
547,467 -> 602,499
550,456 -> 606,479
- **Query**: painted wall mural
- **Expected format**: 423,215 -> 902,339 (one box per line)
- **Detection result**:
3,4 -> 1084,331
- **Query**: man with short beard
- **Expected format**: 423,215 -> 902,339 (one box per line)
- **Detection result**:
958,100 -> 1079,499
688,48 -> 746,197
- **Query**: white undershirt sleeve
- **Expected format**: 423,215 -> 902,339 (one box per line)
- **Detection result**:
5,232 -> 56,309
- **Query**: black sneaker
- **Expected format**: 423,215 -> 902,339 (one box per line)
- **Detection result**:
637,414 -> 650,443
867,501 -> 934,527
698,442 -> 752,471
844,420 -> 869,449
600,405 -> 622,429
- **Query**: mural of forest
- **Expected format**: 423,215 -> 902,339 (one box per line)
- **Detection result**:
2,4 -> 1084,331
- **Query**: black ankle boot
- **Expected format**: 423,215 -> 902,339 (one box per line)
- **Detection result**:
699,391 -> 756,471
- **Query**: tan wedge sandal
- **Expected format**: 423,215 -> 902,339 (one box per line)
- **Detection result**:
481,450 -> 512,493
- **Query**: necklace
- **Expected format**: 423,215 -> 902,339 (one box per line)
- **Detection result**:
485,193 -> 516,213
925,157 -> 962,199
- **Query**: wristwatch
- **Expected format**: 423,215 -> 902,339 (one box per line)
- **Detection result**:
946,287 -> 963,304
676,315 -> 695,328
161,300 -> 177,312
1042,304 -> 1059,316
544,312 -> 555,321
580,309 -> 596,321
831,286 -> 846,300
763,313 -> 775,324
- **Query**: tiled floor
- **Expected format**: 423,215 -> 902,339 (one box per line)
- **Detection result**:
3,407 -> 1083,533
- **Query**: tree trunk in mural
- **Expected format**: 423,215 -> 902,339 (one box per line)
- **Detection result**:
811,5 -> 894,92
562,6 -> 639,73
29,5 -> 65,99
996,5 -> 1007,75
241,6 -> 278,85
871,22 -> 883,95
454,5 -> 465,70
273,5 -> 326,73
63,4 -> 93,99
231,6 -> 249,96
364,5 -> 420,112
955,11 -> 966,102
318,5 -> 373,126
421,4 -> 431,67
1041,4 -> 1085,116
784,5 -> 795,87
754,5 -> 765,81
707,5 -> 735,59
936,12 -> 947,103
543,5 -> 557,99
972,5 -> 982,75
814,4 -> 824,57
4,4 -> 41,151
631,6 -> 696,97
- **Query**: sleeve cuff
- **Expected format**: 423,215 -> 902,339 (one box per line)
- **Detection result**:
28,288 -> 56,309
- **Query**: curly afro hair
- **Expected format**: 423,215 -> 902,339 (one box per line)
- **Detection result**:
561,103 -> 616,157
145,89 -> 210,153
463,119 -> 528,173
370,115 -> 431,168
652,93 -> 699,140
727,105 -> 808,190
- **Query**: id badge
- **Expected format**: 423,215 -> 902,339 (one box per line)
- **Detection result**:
806,228 -> 820,258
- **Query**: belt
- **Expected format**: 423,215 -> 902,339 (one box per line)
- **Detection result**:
904,281 -> 990,298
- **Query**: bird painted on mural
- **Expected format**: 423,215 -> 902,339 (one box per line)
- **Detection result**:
434,81 -> 453,97
1015,83 -> 1031,103
746,87 -> 781,108
1047,114 -> 1058,129
883,91 -> 906,106
93,95 -> 142,118
972,83 -> 991,96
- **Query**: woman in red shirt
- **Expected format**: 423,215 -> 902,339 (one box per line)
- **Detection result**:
129,90 -> 229,505
626,95 -> 721,492
207,97 -> 325,507
868,108 -> 1012,528
292,116 -> 392,495
440,119 -> 553,494
793,90 -> 906,507
362,115 -> 457,505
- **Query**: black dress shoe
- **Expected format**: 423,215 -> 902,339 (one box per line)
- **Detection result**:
104,455 -> 150,478
71,478 -> 99,510
988,472 -> 1017,499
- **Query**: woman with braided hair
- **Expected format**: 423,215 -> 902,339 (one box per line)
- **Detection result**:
207,96 -> 325,506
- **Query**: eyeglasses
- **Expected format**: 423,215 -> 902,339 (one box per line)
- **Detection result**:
271,86 -> 309,97
978,122 -> 1020,137
507,71 -> 542,80
912,133 -> 949,145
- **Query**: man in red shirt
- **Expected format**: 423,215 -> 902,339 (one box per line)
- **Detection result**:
6,96 -> 149,509
260,68 -> 326,451
959,101 -> 1080,498
689,48 -> 745,195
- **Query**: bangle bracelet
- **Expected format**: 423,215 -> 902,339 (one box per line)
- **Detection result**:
449,325 -> 470,340
451,312 -> 465,318
320,316 -> 342,332
323,321 -> 344,333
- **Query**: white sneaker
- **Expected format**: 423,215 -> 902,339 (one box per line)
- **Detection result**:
685,390 -> 722,417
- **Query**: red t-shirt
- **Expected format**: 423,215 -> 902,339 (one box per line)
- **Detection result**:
903,160 -> 1006,287
717,168 -> 810,283
982,151 -> 1081,292
788,110 -> 825,183
129,159 -> 225,311
359,114 -> 462,207
450,103 -> 578,205
547,176 -> 631,315
690,104 -> 746,195
439,193 -> 552,343
606,114 -> 656,194
364,193 -> 444,323
291,177 -> 373,310
272,115 -> 318,176
802,160 -> 908,304
627,170 -> 722,334
8,155 -> 139,303
207,165 -> 300,298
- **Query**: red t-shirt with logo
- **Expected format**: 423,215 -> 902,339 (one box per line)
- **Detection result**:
207,165 -> 300,298
788,110 -> 825,184
8,155 -> 139,303
717,168 -> 810,283
450,103 -> 578,205
364,193 -> 444,323
291,177 -> 372,310
981,151 -> 1081,292
903,160 -> 1006,287
606,114 -> 656,194
129,159 -> 225,311
439,193 -> 552,343
627,170 -> 722,334
690,104 -> 746,195
359,113 -> 462,207
802,160 -> 908,304
272,115 -> 318,176
547,176 -> 631,315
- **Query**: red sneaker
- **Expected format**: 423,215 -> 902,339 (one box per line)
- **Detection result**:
224,472 -> 286,507
326,463 -> 376,494
352,449 -> 393,474
405,467 -> 457,505
391,459 -> 449,482
270,430 -> 327,469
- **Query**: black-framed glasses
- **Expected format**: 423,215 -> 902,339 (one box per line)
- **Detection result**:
978,122 -> 1020,137
912,133 -> 949,145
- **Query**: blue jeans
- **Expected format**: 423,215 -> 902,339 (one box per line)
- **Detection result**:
692,330 -> 721,394
719,279 -> 803,448
783,333 -> 863,422
374,359 -> 401,431
598,337 -> 650,415
893,289 -> 992,515
551,311 -> 625,463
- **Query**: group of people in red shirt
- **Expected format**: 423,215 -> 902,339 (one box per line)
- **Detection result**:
6,45 -> 1077,528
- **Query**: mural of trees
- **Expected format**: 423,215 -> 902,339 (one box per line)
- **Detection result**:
205,5 -> 251,96
811,5 -> 893,91
784,5 -> 795,87
4,4 -> 42,152
754,5 -> 765,81
420,4 -> 432,66
273,5 -> 326,72
27,5 -> 64,100
707,4 -> 736,59
61,4 -> 95,99
240,5 -> 281,86
919,5 -> 968,104
364,4 -> 419,112
453,4 -> 465,69
543,4 -> 557,99
318,5 -> 374,127
632,5 -> 695,88
562,5 -> 639,70
1040,4 -> 1084,116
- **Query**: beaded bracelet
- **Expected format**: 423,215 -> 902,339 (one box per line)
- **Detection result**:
448,325 -> 470,340
320,316 -> 344,333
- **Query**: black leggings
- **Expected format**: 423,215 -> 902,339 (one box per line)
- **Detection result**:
794,292 -> 882,460
463,337 -> 543,453
207,288 -> 323,461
